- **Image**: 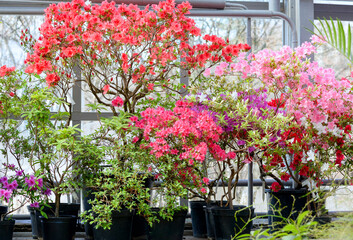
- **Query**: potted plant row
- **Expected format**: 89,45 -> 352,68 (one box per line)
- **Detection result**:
2,0 -> 353,239
6,0 -> 252,239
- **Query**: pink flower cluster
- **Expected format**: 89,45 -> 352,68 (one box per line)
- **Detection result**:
23,0 -> 249,90
0,164 -> 51,207
0,65 -> 15,77
230,39 -> 353,134
134,100 -> 230,193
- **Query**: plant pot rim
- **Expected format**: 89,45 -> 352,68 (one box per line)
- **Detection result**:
211,206 -> 254,216
39,215 -> 77,221
265,188 -> 308,194
0,219 -> 15,224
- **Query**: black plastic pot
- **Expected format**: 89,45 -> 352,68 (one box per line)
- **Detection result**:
131,213 -> 149,239
82,187 -> 95,240
33,203 -> 80,239
266,188 -> 310,228
28,206 -> 39,239
0,219 -> 15,240
148,208 -> 187,240
0,206 -> 8,216
211,205 -> 253,240
93,209 -> 134,240
204,201 -> 228,239
39,215 -> 77,240
190,201 -> 207,238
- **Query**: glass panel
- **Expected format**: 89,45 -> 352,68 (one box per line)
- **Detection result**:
0,15 -> 43,67
192,17 -> 283,52
314,19 -> 351,77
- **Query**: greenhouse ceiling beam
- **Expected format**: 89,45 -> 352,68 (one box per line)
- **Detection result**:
0,1 -> 270,14
189,9 -> 298,48
314,3 -> 353,21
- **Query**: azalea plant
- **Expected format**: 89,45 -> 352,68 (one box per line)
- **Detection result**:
23,0 -> 249,116
185,62 -> 292,209
133,100 -> 223,202
0,64 -> 80,218
0,164 -> 49,221
228,36 -> 353,197
79,111 -> 155,229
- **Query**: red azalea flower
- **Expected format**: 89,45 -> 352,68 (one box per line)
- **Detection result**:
280,173 -> 291,182
270,182 -> 282,192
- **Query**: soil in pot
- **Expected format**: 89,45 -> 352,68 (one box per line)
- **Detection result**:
266,188 -> 310,228
190,201 -> 207,238
0,219 -> 15,240
148,208 -> 187,240
211,205 -> 253,240
93,209 -> 134,240
39,215 -> 77,240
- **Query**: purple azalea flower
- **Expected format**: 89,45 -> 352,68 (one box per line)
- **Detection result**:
30,202 -> 40,208
237,140 -> 246,146
248,146 -> 255,153
25,176 -> 36,188
2,189 -> 12,201
36,178 -> 43,188
269,136 -> 277,143
16,170 -> 24,176
8,180 -> 18,190
0,176 -> 8,184
43,189 -> 52,196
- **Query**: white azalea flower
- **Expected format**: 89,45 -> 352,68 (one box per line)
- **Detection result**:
321,163 -> 329,172
302,178 -> 316,191
313,122 -> 326,135
231,91 -> 238,100
199,93 -> 208,102
307,149 -> 315,162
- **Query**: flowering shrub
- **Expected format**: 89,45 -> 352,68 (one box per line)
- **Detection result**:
0,164 -> 50,220
227,37 -> 353,192
187,63 -> 293,204
132,100 -> 223,198
23,0 -> 249,114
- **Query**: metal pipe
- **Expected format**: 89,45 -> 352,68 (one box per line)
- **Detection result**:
269,0 -> 281,12
90,0 -> 227,9
225,2 -> 248,10
153,179 -> 345,187
189,9 -> 298,48
246,17 -> 253,208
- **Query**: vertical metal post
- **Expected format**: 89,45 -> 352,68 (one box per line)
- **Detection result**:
72,65 -> 82,129
247,17 -> 254,207
180,40 -> 189,205
180,60 -> 189,97
72,65 -> 82,204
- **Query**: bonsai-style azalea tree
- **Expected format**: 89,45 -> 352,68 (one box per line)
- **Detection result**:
185,63 -> 293,209
23,0 -> 250,115
230,36 -> 353,196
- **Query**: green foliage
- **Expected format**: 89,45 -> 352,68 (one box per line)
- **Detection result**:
236,211 -> 317,240
312,213 -> 353,240
311,17 -> 353,63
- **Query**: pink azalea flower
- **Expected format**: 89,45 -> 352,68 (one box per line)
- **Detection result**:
102,84 -> 110,94
112,96 -> 124,107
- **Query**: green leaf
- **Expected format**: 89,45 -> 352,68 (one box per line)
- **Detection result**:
296,210 -> 309,225
348,25 -> 352,59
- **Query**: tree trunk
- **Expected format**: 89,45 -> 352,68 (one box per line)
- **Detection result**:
55,194 -> 61,218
